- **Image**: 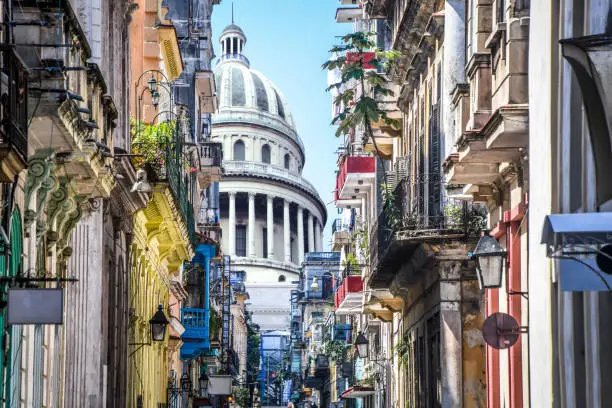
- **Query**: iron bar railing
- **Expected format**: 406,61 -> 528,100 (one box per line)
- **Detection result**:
0,46 -> 28,159
370,176 -> 487,271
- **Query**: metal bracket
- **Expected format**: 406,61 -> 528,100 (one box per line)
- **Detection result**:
507,290 -> 529,299
129,342 -> 150,357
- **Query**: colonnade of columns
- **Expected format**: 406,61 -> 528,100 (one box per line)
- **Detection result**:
226,191 -> 323,264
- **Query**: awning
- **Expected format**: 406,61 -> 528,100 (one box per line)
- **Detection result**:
341,386 -> 376,399
556,257 -> 612,291
541,212 -> 612,252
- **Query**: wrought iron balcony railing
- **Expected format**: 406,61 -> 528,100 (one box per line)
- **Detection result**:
369,177 -> 487,281
0,46 -> 28,162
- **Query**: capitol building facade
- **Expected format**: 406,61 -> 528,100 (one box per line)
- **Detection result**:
212,24 -> 326,331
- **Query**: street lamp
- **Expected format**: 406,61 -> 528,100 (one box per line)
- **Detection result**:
354,333 -> 369,359
310,276 -> 319,291
149,304 -> 170,341
151,91 -> 160,109
147,76 -> 158,93
470,234 -> 507,289
180,373 -> 192,392
199,373 -> 209,393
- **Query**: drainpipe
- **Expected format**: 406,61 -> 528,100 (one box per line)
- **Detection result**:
505,209 -> 524,408
486,287 -> 500,408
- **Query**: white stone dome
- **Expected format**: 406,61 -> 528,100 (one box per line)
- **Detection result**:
213,25 -> 303,150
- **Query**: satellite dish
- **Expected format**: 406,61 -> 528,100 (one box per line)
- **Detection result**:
482,312 -> 520,349
596,244 -> 612,274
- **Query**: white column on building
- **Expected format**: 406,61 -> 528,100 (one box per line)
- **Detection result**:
283,200 -> 291,262
248,192 -> 256,257
228,192 -> 236,256
297,206 -> 305,263
315,220 -> 322,252
251,136 -> 258,161
267,195 -> 275,259
307,212 -> 315,253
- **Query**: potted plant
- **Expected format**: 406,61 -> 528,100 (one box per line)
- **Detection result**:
130,118 -> 176,180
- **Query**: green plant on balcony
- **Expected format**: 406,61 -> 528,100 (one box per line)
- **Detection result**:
342,253 -> 359,272
352,226 -> 369,261
130,118 -> 175,175
393,333 -> 411,368
323,32 -> 402,193
209,308 -> 222,341
443,203 -> 487,233
232,386 -> 251,408
322,339 -> 347,363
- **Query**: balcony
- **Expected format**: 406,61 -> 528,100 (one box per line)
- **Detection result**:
180,307 -> 210,359
369,177 -> 487,289
334,272 -> 363,315
0,47 -> 28,181
332,218 -> 351,250
336,7 -> 363,23
223,160 -> 319,200
198,142 -> 223,186
332,323 -> 353,343
195,71 -> 218,114
335,155 -> 375,203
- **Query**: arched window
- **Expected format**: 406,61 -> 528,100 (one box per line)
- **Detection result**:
278,275 -> 286,283
233,140 -> 245,161
261,144 -> 271,164
284,153 -> 291,170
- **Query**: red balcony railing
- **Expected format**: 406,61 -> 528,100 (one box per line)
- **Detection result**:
334,275 -> 363,310
335,156 -> 375,201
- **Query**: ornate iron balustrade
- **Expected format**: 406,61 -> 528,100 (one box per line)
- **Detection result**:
166,156 -> 197,247
370,176 -> 487,272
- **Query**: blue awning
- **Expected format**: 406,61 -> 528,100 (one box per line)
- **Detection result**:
541,212 -> 612,252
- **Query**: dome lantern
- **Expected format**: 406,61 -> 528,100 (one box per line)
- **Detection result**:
219,23 -> 248,67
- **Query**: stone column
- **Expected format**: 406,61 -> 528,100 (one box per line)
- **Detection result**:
443,0 -> 466,157
267,195 -> 274,259
307,213 -> 315,253
283,200 -> 291,262
248,192 -> 256,257
228,192 -> 236,256
314,220 -> 322,252
297,207 -> 304,264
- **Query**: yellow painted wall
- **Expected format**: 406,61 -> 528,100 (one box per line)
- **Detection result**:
128,188 -> 193,408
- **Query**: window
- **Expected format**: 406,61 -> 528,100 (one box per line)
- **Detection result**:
261,144 -> 271,164
284,153 -> 290,170
278,275 -> 286,282
236,225 -> 247,256
233,140 -> 245,161
263,227 -> 268,257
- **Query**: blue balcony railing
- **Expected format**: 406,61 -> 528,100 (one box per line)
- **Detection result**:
180,308 -> 210,360
181,308 -> 209,340
304,252 -> 341,262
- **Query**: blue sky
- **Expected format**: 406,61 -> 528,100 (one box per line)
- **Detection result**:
212,1 -> 349,250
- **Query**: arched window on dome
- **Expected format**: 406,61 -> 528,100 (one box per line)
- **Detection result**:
284,153 -> 290,170
278,275 -> 286,283
233,140 -> 245,161
261,144 -> 271,164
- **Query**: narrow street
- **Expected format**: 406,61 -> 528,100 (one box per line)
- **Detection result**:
0,0 -> 610,407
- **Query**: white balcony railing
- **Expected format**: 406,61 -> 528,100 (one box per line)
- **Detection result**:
223,161 -> 320,199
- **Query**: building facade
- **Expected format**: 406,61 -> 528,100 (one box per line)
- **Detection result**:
211,24 -> 327,332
